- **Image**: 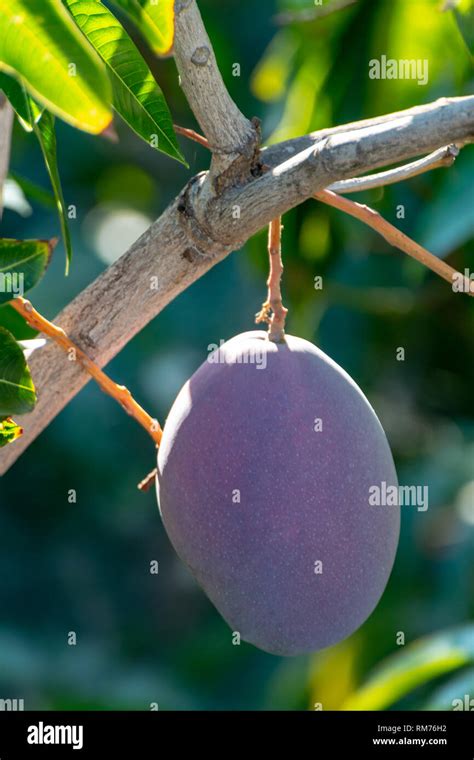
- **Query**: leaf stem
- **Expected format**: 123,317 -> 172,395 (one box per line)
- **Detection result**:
174,123 -> 211,149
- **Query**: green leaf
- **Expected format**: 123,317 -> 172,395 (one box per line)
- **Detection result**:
0,238 -> 54,306
0,304 -> 38,340
8,172 -> 56,210
0,0 -> 112,133
342,625 -> 474,710
0,416 -> 23,447
30,105 -> 73,273
109,0 -> 175,56
0,71 -> 33,130
0,327 -> 36,416
64,0 -> 184,163
451,0 -> 474,55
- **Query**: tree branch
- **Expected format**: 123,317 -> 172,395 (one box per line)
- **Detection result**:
315,189 -> 473,292
262,96 -> 474,168
328,144 -> 459,194
205,96 -> 474,243
10,296 -> 163,445
173,0 -> 260,183
0,8 -> 473,481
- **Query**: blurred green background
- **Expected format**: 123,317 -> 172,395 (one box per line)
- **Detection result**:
0,0 -> 473,710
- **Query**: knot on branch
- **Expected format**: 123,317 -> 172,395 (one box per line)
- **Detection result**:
177,175 -> 231,262
191,46 -> 210,66
212,116 -> 264,194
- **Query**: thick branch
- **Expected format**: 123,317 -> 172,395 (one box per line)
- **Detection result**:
1,93 -> 473,474
206,96 -> 474,243
262,96 -> 474,168
173,0 -> 259,181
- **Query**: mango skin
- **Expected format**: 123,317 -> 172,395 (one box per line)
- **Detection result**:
156,332 -> 399,656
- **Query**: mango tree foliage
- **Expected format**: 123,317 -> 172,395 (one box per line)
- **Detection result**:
0,416 -> 23,447
64,0 -> 184,163
28,103 -> 74,272
0,0 -> 112,133
0,238 -> 54,307
342,626 -> 474,710
109,0 -> 175,56
0,71 -> 34,131
0,327 -> 37,417
452,0 -> 474,54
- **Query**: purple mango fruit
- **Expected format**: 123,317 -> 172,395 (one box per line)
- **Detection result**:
156,331 -> 399,656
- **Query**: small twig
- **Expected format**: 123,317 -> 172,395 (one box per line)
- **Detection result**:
10,297 -> 163,444
138,467 -> 158,493
256,218 -> 288,341
328,144 -> 460,194
174,123 -> 210,150
314,189 -> 473,294
274,0 -> 357,26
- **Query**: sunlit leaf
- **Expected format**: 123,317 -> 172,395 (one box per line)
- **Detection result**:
29,104 -> 73,273
308,639 -> 358,710
267,50 -> 331,144
370,0 -> 469,114
0,416 -> 23,447
0,327 -> 36,416
342,626 -> 474,710
64,0 -> 184,163
0,238 -> 54,306
0,0 -> 112,133
109,0 -> 175,56
251,30 -> 298,103
451,0 -> 474,54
